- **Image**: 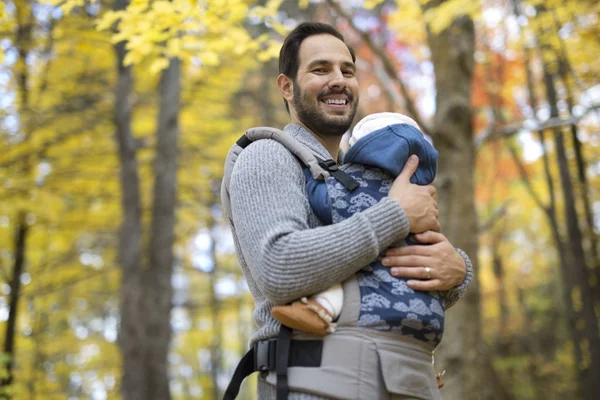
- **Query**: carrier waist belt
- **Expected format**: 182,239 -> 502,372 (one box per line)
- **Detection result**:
223,326 -> 323,400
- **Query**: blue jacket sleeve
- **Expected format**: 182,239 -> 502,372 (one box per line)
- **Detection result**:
304,169 -> 333,225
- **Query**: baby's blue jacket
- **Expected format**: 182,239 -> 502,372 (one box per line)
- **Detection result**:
306,123 -> 439,225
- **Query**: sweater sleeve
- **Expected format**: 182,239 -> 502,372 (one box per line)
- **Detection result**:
440,248 -> 473,309
229,140 -> 410,304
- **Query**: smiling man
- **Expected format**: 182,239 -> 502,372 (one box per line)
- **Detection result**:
224,22 -> 472,400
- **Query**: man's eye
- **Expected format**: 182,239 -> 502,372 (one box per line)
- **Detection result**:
343,70 -> 355,76
313,68 -> 326,73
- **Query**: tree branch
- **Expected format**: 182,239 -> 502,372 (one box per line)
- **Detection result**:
324,0 -> 432,135
478,200 -> 513,234
506,141 -> 547,213
475,103 -> 600,146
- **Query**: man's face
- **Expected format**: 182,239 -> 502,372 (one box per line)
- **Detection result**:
289,34 -> 359,138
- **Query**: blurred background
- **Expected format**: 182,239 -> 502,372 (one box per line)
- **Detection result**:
0,0 -> 598,399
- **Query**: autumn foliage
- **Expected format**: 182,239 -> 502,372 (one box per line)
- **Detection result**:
0,0 -> 598,399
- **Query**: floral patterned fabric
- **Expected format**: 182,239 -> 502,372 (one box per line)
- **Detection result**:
327,164 -> 445,346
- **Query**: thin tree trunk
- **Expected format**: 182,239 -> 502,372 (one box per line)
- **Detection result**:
209,228 -> 222,400
492,238 -> 509,349
425,5 -> 513,399
113,0 -> 145,397
559,68 -> 600,294
543,66 -> 600,400
27,310 -> 47,400
516,287 -> 545,400
1,3 -> 34,395
0,213 -> 28,398
512,46 -> 587,397
551,13 -> 600,278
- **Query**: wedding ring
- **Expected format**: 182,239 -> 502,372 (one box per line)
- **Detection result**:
425,267 -> 431,279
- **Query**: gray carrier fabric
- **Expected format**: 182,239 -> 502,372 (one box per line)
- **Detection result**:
221,127 -> 330,225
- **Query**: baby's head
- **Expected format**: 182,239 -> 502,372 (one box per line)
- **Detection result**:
350,112 -> 421,146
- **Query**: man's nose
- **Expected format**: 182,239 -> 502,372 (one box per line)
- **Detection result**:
328,69 -> 347,89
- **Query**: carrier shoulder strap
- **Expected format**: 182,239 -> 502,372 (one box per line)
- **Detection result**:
220,127 -> 358,223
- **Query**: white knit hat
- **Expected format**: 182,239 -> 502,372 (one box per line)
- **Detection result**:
350,112 -> 420,147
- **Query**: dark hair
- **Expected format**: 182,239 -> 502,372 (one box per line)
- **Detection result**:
279,22 -> 356,112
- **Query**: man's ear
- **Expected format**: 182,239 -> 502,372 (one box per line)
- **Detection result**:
277,74 -> 294,103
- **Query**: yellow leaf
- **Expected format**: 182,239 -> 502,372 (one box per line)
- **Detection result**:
123,51 -> 138,66
153,1 -> 174,13
199,51 -> 219,66
363,0 -> 386,10
149,57 -> 170,74
96,10 -> 123,31
167,37 -> 182,57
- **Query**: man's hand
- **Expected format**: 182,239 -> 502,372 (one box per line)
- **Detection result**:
381,231 -> 466,291
388,155 -> 440,233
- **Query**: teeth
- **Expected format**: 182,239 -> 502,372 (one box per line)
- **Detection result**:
325,99 -> 347,105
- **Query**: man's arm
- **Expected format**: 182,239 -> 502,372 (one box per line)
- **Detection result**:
229,139 -> 409,304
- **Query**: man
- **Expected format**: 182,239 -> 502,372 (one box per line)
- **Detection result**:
225,22 -> 472,399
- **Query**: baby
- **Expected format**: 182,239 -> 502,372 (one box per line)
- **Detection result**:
272,112 -> 442,338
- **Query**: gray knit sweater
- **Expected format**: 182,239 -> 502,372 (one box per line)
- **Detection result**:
228,123 -> 473,345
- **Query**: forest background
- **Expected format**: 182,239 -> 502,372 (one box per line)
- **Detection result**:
0,0 -> 598,399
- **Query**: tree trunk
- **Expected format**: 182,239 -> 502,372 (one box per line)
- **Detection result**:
0,213 -> 28,399
551,15 -> 600,284
1,3 -> 34,396
560,69 -> 600,298
114,0 -> 180,392
113,1 -> 145,397
543,66 -> 600,400
145,56 -> 180,400
208,227 -> 223,399
492,237 -> 509,350
516,287 -> 545,400
27,309 -> 47,400
425,7 -> 513,399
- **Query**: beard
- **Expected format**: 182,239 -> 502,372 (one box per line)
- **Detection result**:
293,81 -> 359,138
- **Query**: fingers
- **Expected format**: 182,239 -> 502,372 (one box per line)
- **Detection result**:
426,185 -> 437,197
389,266 -> 432,279
386,264 -> 448,291
407,279 -> 443,291
397,155 -> 419,182
413,230 -> 446,244
384,232 -> 445,253
382,254 -> 429,267
385,241 -> 436,257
